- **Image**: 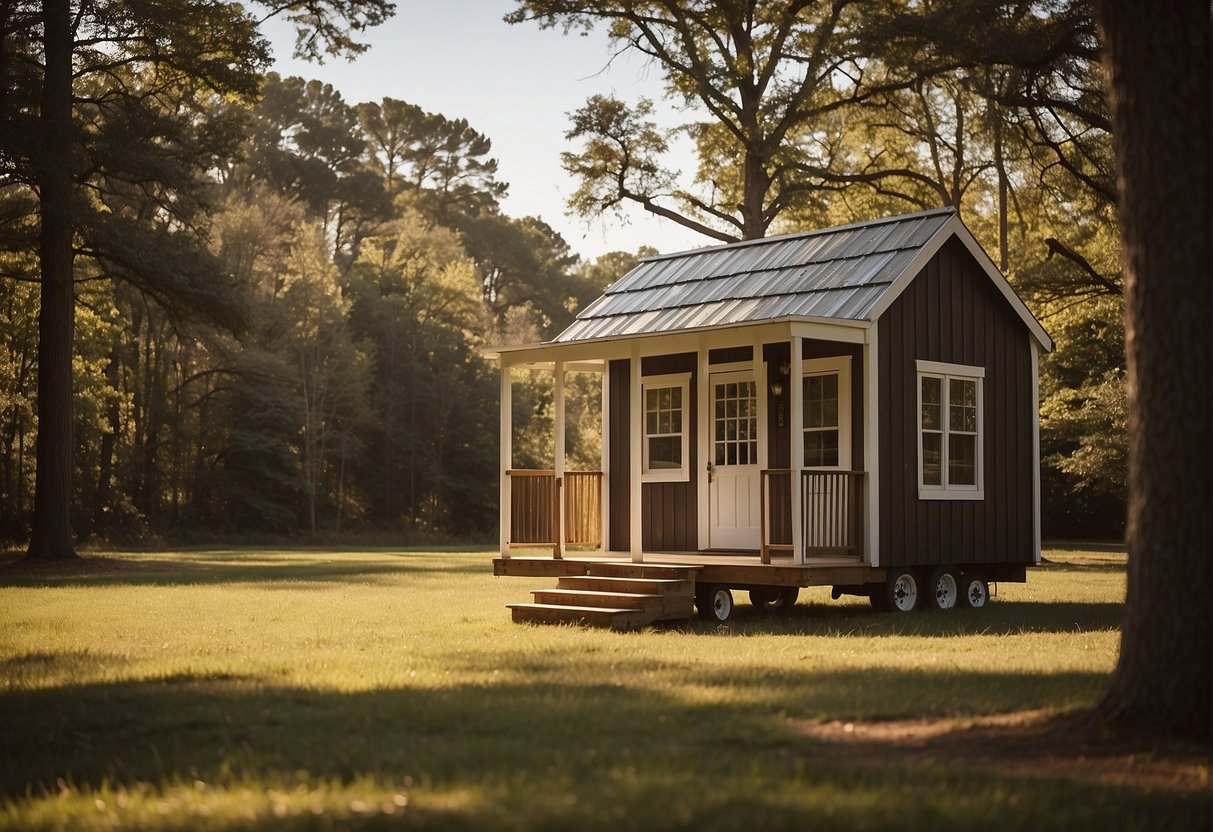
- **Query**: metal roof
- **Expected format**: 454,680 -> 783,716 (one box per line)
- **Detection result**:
544,207 -> 1054,352
555,207 -> 959,344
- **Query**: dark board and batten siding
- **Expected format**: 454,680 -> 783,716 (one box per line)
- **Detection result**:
608,354 -> 699,552
877,237 -> 1034,568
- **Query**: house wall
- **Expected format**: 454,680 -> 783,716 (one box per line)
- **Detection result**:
607,353 -> 701,552
877,236 -> 1035,567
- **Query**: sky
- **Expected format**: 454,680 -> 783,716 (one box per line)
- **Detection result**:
262,0 -> 706,262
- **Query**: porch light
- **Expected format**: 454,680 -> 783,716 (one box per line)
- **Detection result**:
770,360 -> 791,397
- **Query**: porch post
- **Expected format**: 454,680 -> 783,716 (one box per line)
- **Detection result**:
629,347 -> 643,562
696,342 -> 710,550
499,363 -> 512,558
790,334 -> 805,565
864,327 -> 880,567
554,360 -> 566,559
600,364 -> 610,551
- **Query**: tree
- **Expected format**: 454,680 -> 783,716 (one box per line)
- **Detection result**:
1,0 -> 392,559
510,0 -> 921,241
1093,0 -> 1210,742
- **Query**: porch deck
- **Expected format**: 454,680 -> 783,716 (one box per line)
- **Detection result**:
494,551 -> 880,588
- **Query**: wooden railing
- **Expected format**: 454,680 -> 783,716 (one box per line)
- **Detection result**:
507,469 -> 603,557
760,469 -> 865,563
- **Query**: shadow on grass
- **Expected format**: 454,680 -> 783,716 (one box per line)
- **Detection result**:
0,551 -> 489,588
660,599 -> 1125,637
1,672 -> 1204,831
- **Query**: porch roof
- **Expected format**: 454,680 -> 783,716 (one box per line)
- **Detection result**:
552,207 -> 1053,352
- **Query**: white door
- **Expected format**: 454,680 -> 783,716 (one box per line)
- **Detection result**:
708,370 -> 760,550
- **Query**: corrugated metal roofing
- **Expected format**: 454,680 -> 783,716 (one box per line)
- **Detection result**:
554,207 -> 956,343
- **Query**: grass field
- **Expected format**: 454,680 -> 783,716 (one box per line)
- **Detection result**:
0,547 -> 1206,831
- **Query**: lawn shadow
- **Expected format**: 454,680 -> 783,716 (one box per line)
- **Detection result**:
1,671 -> 1204,831
0,550 -> 490,588
659,598 -> 1125,637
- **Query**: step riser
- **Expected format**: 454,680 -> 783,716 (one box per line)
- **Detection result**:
510,606 -> 649,631
585,563 -> 698,580
532,591 -> 661,612
558,577 -> 684,594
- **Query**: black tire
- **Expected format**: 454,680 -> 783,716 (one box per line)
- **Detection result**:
925,567 -> 960,611
960,574 -> 989,609
697,585 -> 734,623
749,588 -> 779,609
770,585 -> 799,611
879,568 -> 921,613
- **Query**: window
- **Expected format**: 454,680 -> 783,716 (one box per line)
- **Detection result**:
917,360 -> 984,499
712,375 -> 757,466
642,373 -> 690,482
802,357 -> 851,469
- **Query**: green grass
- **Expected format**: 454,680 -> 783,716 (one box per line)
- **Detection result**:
0,547 -> 1204,831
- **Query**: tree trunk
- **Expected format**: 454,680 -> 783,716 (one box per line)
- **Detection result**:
26,0 -> 77,560
1095,0 -> 1211,742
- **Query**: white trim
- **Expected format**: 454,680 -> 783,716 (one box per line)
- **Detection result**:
916,359 -> 986,378
789,335 -> 805,565
696,344 -> 710,550
916,363 -> 985,501
1031,341 -> 1041,565
485,319 -> 865,366
629,348 -> 643,561
600,367 -> 610,552
755,335 -> 768,473
639,372 -> 692,483
864,327 -> 880,567
553,361 -> 566,550
800,356 -> 852,471
499,366 -> 512,557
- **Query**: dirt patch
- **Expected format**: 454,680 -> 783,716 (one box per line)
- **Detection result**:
798,710 -> 1209,794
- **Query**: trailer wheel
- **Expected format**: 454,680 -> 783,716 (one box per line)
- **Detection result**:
770,586 -> 799,611
961,574 -> 989,609
881,569 -> 920,613
749,588 -> 779,609
926,567 -> 959,611
697,585 -> 734,623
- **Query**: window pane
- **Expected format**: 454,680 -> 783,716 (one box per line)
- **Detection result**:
715,444 -> 725,465
949,379 -> 977,432
726,444 -> 736,465
804,431 -> 823,467
649,436 -> 681,469
949,434 -> 976,485
922,433 -> 942,485
921,377 -> 941,430
658,411 -> 670,434
645,389 -> 657,410
823,430 -> 839,467
646,412 -> 657,434
671,410 -> 682,433
671,387 -> 682,409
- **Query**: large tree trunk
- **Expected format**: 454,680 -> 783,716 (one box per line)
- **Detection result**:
1095,0 -> 1211,742
26,0 -> 77,560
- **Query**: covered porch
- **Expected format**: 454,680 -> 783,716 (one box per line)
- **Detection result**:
492,319 -> 878,568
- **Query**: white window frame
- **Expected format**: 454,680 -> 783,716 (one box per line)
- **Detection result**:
801,356 -> 852,470
641,372 -> 691,483
916,360 -> 984,500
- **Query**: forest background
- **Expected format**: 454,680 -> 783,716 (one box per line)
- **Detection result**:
0,0 -> 1125,548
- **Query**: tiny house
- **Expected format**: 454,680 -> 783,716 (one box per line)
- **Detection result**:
488,207 -> 1052,627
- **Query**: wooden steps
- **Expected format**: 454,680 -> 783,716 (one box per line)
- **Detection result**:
506,562 -> 697,630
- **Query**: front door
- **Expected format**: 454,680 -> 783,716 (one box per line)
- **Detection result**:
708,370 -> 760,549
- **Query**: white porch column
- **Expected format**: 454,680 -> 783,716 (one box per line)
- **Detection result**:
600,365 -> 610,552
499,363 -> 512,557
629,347 -> 643,562
864,327 -> 880,567
554,361 -> 566,558
696,343 -> 710,550
789,334 -> 805,564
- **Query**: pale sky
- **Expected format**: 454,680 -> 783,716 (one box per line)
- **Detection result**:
262,0 -> 706,262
